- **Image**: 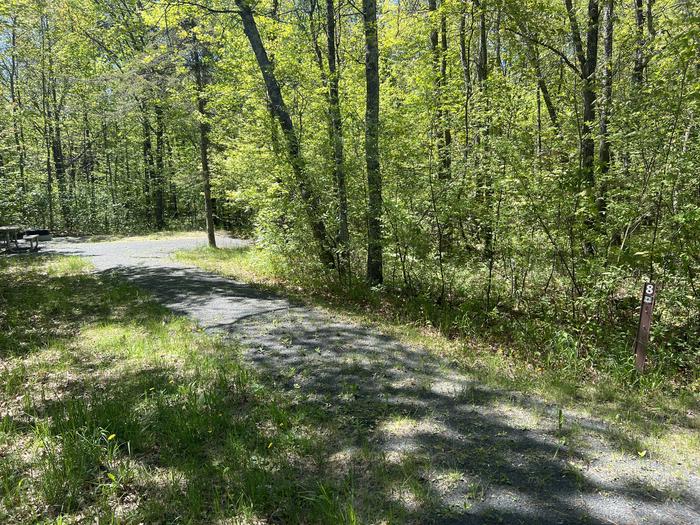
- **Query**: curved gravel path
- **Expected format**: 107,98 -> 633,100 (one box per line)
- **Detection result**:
47,235 -> 699,525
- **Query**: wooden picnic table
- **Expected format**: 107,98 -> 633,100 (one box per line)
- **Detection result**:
0,225 -> 23,252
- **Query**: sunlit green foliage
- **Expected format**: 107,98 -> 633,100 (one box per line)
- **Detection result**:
1,0 -> 698,384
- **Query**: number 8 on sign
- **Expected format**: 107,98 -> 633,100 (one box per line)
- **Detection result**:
635,282 -> 657,373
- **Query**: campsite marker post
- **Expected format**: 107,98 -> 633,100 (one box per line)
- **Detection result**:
634,282 -> 656,373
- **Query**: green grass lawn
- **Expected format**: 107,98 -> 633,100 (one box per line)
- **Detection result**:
0,255 -> 386,523
173,246 -> 700,472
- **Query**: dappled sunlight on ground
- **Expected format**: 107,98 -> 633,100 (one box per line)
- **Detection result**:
13,236 -> 695,524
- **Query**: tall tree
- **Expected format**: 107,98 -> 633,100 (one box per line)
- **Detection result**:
235,0 -> 336,269
43,13 -> 70,230
326,0 -> 350,277
458,1 -> 473,163
564,0 -> 599,192
189,29 -> 217,248
474,0 -> 495,304
8,16 -> 26,195
633,0 -> 645,84
364,0 -> 383,285
597,0 -> 613,220
429,0 -> 452,179
141,110 -> 154,227
154,104 -> 166,230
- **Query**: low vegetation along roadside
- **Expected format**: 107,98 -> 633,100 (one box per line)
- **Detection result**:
174,246 -> 699,468
1,255 -> 386,523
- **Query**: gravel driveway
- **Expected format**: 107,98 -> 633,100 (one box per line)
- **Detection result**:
47,235 -> 700,525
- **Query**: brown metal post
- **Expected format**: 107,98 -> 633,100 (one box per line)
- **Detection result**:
634,282 -> 656,373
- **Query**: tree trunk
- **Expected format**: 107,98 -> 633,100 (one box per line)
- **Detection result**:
459,2 -> 473,163
40,38 -> 54,230
326,0 -> 350,277
633,0 -> 645,84
474,0 -> 494,304
495,6 -> 504,75
82,111 -> 96,226
428,1 -> 452,255
46,29 -> 69,230
582,0 -> 600,190
517,25 -> 560,131
565,0 -> 599,190
141,113 -> 154,228
598,0 -> 613,221
9,17 -> 26,194
363,0 -> 383,284
440,13 -> 452,177
154,104 -> 166,230
235,0 -> 336,269
429,0 -> 451,180
192,45 -> 217,248
565,0 -> 600,257
104,118 -> 116,207
534,53 -> 560,131
474,0 -> 493,264
166,137 -> 178,219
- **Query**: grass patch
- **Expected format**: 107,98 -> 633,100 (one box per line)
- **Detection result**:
174,243 -> 283,284
0,254 -> 454,523
44,256 -> 94,276
174,246 -> 700,470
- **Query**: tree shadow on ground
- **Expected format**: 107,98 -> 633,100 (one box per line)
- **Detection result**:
3,256 -> 697,524
231,309 -> 699,524
103,263 -> 698,426
80,264 -> 700,524
0,257 -> 174,360
103,264 -> 293,322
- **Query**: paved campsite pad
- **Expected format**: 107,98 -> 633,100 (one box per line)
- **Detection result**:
48,236 -> 700,524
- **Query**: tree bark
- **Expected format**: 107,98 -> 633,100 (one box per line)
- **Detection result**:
154,105 -> 166,230
427,0 -> 452,257
516,24 -> 560,131
633,0 -> 645,84
40,33 -> 54,230
141,113 -> 154,227
192,44 -> 217,248
459,2 -> 473,162
533,52 -> 560,131
565,0 -> 599,190
440,13 -> 451,176
326,0 -> 350,276
428,1 -> 452,180
104,118 -> 116,207
9,17 -> 26,194
363,0 -> 383,284
475,0 -> 493,266
598,0 -> 613,220
44,15 -> 69,230
82,112 -> 96,226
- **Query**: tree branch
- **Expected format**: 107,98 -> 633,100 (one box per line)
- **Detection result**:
505,26 -> 581,77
